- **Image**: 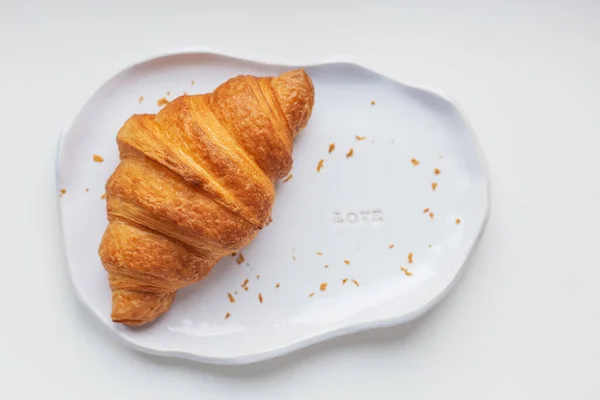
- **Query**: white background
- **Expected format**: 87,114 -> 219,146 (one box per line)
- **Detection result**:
1,0 -> 599,398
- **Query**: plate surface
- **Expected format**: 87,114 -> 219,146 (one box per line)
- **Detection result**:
56,51 -> 490,364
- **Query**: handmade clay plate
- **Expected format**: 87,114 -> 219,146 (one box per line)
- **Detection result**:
56,50 -> 490,364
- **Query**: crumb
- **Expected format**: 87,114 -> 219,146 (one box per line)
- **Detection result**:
411,158 -> 419,166
439,155 -> 443,159
244,287 -> 248,291
408,252 -> 413,264
228,293 -> 235,303
344,260 -> 350,265
328,143 -> 335,153
428,244 -> 432,248
293,256 -> 297,262
183,92 -> 187,96
432,182 -> 438,191
241,279 -> 249,288
456,218 -> 461,225
225,312 -> 231,319
266,216 -> 273,226
93,154 -> 104,163
283,174 -> 293,183
371,100 -> 376,105
324,265 -> 329,268
423,208 -> 430,213
309,292 -> 315,297
317,159 -> 324,172
256,275 -> 260,279
157,97 -> 169,107
191,80 -> 195,85
320,282 -> 328,292
401,266 -> 413,276
391,139 -> 395,144
434,168 -> 441,175
275,283 -> 280,288
138,96 -> 144,104
85,188 -> 89,192
292,248 -> 296,251
356,135 -> 366,141
236,253 -> 245,264
60,189 -> 66,194
231,252 -> 237,257
429,211 -> 434,220
100,193 -> 107,199
316,252 -> 323,256
346,148 -> 354,158
166,91 -> 171,96
389,244 -> 394,249
342,278 -> 348,284
352,279 -> 360,287
234,291 -> 238,295
258,293 -> 263,304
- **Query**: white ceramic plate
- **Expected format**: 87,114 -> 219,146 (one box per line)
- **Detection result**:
57,50 -> 490,364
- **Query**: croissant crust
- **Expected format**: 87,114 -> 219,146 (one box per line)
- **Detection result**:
98,70 -> 314,326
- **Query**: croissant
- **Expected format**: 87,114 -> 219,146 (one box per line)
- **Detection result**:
98,70 -> 314,326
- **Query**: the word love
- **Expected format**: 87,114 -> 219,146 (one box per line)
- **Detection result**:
333,210 -> 383,225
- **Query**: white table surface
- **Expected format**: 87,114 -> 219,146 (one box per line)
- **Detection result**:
1,0 -> 599,398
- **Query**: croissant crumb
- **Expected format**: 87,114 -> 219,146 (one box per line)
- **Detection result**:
93,154 -> 104,163
389,244 -> 394,249
352,279 -> 360,287
429,212 -> 434,220
346,148 -> 354,158
166,91 -> 171,96
423,208 -> 430,213
241,279 -> 249,288
320,282 -> 328,291
317,159 -> 324,172
344,260 -> 350,265
100,193 -> 107,199
434,168 -> 441,175
408,252 -> 413,264
191,80 -> 195,85
371,100 -> 376,105
432,182 -> 438,191
85,188 -> 89,192
157,97 -> 169,107
309,292 -> 314,297
275,283 -> 280,288
138,96 -> 144,104
324,265 -> 329,268
60,188 -> 66,195
456,218 -> 461,225
401,267 -> 413,276
411,158 -> 419,166
258,293 -> 263,304
283,174 -> 293,183
236,254 -> 245,265
356,136 -> 366,141
228,293 -> 235,303
328,143 -> 335,153
225,312 -> 231,319
316,252 -> 323,256
342,278 -> 348,284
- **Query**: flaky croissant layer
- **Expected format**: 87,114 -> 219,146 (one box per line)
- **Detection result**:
98,70 -> 314,326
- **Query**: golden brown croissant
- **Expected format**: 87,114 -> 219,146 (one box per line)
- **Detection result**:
98,70 -> 314,326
